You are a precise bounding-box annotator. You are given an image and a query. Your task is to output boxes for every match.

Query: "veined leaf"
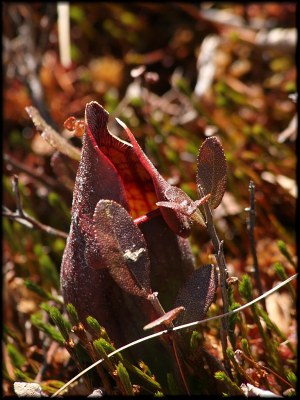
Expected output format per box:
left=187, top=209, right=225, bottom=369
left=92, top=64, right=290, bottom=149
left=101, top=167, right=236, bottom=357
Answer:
left=174, top=264, right=218, bottom=324
left=93, top=199, right=151, bottom=298
left=197, top=136, right=227, bottom=209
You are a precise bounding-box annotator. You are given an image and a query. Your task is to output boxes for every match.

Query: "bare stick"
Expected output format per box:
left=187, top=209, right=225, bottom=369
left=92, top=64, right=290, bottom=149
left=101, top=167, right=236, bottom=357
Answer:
left=246, top=181, right=266, bottom=310
left=12, top=175, right=24, bottom=217
left=3, top=206, right=68, bottom=239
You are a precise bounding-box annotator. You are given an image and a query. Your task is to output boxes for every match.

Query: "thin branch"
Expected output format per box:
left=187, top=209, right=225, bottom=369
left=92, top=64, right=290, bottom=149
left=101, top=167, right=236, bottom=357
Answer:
left=147, top=294, right=190, bottom=393
left=171, top=336, right=190, bottom=395
left=246, top=180, right=266, bottom=310
left=3, top=206, right=68, bottom=239
left=4, top=153, right=62, bottom=192
left=3, top=175, right=68, bottom=239
left=12, top=175, right=24, bottom=217
left=51, top=273, right=298, bottom=397
left=199, top=190, right=231, bottom=376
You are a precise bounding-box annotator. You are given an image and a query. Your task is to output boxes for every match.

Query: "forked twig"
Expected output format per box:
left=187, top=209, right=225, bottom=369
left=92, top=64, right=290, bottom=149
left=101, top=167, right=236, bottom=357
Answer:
left=3, top=175, right=68, bottom=239
left=51, top=274, right=297, bottom=397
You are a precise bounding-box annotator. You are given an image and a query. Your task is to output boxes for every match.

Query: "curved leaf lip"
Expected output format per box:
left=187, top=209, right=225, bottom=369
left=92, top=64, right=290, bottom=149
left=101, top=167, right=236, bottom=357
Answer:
left=116, top=118, right=206, bottom=238
left=84, top=101, right=158, bottom=221
left=85, top=102, right=131, bottom=150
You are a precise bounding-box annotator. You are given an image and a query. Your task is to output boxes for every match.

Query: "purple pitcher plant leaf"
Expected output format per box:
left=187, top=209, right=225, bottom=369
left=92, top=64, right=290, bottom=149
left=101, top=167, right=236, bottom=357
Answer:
left=156, top=193, right=211, bottom=216
left=59, top=101, right=195, bottom=349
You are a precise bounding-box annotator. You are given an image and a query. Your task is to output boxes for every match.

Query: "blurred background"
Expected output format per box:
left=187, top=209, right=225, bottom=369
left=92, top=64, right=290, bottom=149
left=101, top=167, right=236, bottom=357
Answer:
left=3, top=3, right=297, bottom=396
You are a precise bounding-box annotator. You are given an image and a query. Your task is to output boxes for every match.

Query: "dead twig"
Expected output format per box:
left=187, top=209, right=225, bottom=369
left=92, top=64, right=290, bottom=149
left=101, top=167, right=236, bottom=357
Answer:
left=3, top=175, right=68, bottom=239
left=4, top=153, right=61, bottom=192
left=245, top=181, right=266, bottom=311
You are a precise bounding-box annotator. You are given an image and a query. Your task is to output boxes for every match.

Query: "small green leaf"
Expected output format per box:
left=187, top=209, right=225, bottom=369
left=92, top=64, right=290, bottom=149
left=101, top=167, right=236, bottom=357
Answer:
left=24, top=280, right=63, bottom=304
left=190, top=330, right=202, bottom=352
left=31, top=314, right=65, bottom=345
left=241, top=338, right=252, bottom=359
left=93, top=339, right=115, bottom=372
left=96, top=338, right=123, bottom=365
left=14, top=368, right=34, bottom=383
left=273, top=262, right=295, bottom=300
left=117, top=362, right=134, bottom=395
left=239, top=275, right=253, bottom=302
left=49, top=307, right=71, bottom=341
left=277, top=240, right=295, bottom=266
left=286, top=371, right=297, bottom=387
left=86, top=316, right=101, bottom=335
left=214, top=371, right=243, bottom=395
left=7, top=343, right=26, bottom=368
left=66, top=303, right=80, bottom=326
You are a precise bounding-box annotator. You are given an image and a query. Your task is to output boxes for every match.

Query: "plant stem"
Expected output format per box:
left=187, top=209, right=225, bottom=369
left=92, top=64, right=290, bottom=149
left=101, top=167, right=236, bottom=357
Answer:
left=200, top=193, right=231, bottom=376
left=148, top=294, right=190, bottom=394
left=171, top=337, right=190, bottom=395
left=246, top=181, right=266, bottom=310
